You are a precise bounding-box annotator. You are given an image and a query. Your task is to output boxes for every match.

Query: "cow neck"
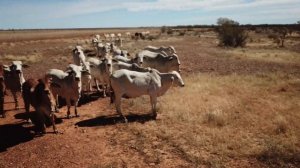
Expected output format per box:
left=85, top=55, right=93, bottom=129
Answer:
left=157, top=72, right=174, bottom=96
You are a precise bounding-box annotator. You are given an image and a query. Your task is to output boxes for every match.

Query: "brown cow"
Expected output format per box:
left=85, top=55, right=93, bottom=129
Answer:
left=0, top=64, right=5, bottom=118
left=22, top=78, right=57, bottom=134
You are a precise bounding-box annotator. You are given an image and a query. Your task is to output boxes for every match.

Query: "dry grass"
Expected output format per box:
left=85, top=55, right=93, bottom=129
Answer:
left=121, top=72, right=300, bottom=167
left=1, top=53, right=43, bottom=64
left=225, top=48, right=300, bottom=64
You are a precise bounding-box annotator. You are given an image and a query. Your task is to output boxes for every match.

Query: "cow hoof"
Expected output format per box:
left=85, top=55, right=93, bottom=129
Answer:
left=15, top=107, right=20, bottom=110
left=67, top=115, right=71, bottom=119
left=152, top=114, right=157, bottom=120
left=75, top=114, right=80, bottom=118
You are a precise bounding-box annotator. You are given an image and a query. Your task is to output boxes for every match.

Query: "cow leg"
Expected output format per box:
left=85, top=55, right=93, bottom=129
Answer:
left=115, top=94, right=127, bottom=123
left=24, top=98, right=31, bottom=122
left=150, top=95, right=157, bottom=119
left=0, top=96, right=4, bottom=118
left=88, top=80, right=92, bottom=92
left=51, top=112, right=57, bottom=134
left=12, top=91, right=19, bottom=110
left=103, top=85, right=107, bottom=97
left=53, top=94, right=59, bottom=112
left=66, top=98, right=71, bottom=119
left=74, top=100, right=79, bottom=117
left=94, top=78, right=100, bottom=92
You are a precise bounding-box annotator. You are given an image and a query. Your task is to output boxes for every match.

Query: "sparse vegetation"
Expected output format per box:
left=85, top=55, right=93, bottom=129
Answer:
left=216, top=17, right=248, bottom=47
left=0, top=27, right=299, bottom=167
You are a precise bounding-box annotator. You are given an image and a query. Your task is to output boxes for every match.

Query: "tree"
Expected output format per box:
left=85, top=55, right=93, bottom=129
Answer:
left=216, top=17, right=248, bottom=47
left=269, top=27, right=288, bottom=47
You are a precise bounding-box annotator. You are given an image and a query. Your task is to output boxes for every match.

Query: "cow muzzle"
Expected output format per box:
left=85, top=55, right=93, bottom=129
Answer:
left=75, top=77, right=81, bottom=81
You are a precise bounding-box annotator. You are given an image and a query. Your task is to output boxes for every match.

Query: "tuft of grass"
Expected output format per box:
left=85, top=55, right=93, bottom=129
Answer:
left=203, top=109, right=226, bottom=127
left=274, top=115, right=289, bottom=134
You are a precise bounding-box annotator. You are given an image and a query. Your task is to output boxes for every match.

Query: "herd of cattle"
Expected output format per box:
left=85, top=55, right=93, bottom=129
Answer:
left=0, top=33, right=184, bottom=134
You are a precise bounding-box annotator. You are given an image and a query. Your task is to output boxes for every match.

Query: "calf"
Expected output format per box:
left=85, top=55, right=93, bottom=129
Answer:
left=87, top=57, right=112, bottom=97
left=22, top=78, right=57, bottom=134
left=46, top=64, right=84, bottom=118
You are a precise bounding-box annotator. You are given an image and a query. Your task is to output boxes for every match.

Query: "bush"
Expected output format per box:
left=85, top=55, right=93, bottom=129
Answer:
left=216, top=18, right=248, bottom=47
left=161, top=26, right=167, bottom=34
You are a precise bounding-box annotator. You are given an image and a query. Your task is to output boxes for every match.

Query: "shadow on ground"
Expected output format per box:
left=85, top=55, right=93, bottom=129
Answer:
left=0, top=122, right=34, bottom=152
left=76, top=113, right=155, bottom=127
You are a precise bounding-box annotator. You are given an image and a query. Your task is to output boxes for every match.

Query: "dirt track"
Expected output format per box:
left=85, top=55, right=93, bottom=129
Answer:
left=0, top=30, right=300, bottom=168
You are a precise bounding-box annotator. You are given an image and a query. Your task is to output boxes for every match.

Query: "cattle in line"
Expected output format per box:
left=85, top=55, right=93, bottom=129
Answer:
left=0, top=64, right=5, bottom=118
left=110, top=69, right=185, bottom=122
left=144, top=45, right=176, bottom=56
left=125, top=32, right=131, bottom=38
left=136, top=50, right=181, bottom=73
left=92, top=35, right=101, bottom=48
left=110, top=44, right=129, bottom=58
left=134, top=32, right=145, bottom=40
left=87, top=57, right=112, bottom=97
left=22, top=78, right=57, bottom=134
left=3, top=61, right=29, bottom=109
left=115, top=37, right=123, bottom=47
left=46, top=64, right=85, bottom=118
left=96, top=43, right=111, bottom=58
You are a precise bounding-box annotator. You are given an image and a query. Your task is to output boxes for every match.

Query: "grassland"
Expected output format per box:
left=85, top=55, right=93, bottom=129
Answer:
left=0, top=28, right=299, bottom=168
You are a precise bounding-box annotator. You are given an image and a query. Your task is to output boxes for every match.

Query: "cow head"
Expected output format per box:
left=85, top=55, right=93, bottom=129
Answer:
left=101, top=58, right=113, bottom=75
left=168, top=46, right=177, bottom=54
left=167, top=54, right=181, bottom=72
left=4, top=61, right=28, bottom=85
left=170, top=71, right=185, bottom=87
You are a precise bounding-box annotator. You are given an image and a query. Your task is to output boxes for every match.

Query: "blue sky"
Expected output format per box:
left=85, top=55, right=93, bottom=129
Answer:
left=0, top=0, right=299, bottom=29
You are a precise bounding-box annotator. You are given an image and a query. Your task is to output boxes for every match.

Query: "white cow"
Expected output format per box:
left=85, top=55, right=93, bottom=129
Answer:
left=81, top=61, right=92, bottom=92
left=96, top=43, right=111, bottom=58
left=113, top=55, right=137, bottom=64
left=136, top=50, right=181, bottom=72
left=112, top=60, right=151, bottom=73
left=104, top=33, right=110, bottom=41
left=46, top=64, right=84, bottom=118
left=72, top=46, right=87, bottom=68
left=144, top=45, right=176, bottom=56
left=87, top=57, right=112, bottom=97
left=110, top=33, right=116, bottom=41
left=110, top=69, right=185, bottom=122
left=3, top=61, right=29, bottom=109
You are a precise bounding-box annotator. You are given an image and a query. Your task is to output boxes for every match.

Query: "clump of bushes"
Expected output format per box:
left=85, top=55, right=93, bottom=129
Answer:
left=216, top=17, right=248, bottom=47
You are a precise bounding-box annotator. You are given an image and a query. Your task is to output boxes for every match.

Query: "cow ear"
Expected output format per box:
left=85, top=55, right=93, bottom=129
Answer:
left=171, top=76, right=174, bottom=81
left=112, top=59, right=118, bottom=63
left=169, top=57, right=173, bottom=61
left=22, top=64, right=30, bottom=68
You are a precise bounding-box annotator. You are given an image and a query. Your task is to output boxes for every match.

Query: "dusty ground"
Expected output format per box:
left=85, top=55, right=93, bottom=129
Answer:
left=0, top=28, right=300, bottom=168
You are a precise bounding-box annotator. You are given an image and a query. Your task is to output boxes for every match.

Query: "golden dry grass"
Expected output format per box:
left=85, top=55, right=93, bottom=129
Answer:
left=122, top=72, right=300, bottom=167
